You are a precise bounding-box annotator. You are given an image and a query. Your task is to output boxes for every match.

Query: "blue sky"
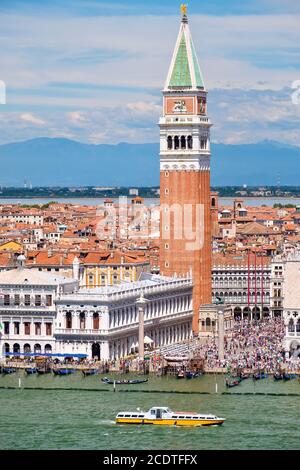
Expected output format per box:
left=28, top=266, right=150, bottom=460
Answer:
left=0, top=0, right=300, bottom=145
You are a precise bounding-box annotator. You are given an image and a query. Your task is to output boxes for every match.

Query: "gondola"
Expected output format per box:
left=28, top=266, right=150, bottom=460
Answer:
left=176, top=371, right=185, bottom=379
left=185, top=371, right=202, bottom=379
left=25, top=367, right=38, bottom=375
left=82, top=369, right=99, bottom=376
left=283, top=373, right=296, bottom=380
left=225, top=379, right=241, bottom=388
left=273, top=373, right=283, bottom=380
left=225, top=376, right=241, bottom=388
left=253, top=372, right=268, bottom=380
left=53, top=369, right=76, bottom=376
left=37, top=367, right=52, bottom=375
left=239, top=373, right=250, bottom=380
left=2, top=367, right=16, bottom=374
left=101, top=377, right=148, bottom=385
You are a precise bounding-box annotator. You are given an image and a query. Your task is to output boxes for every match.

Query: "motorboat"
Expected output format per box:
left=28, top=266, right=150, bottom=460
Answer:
left=116, top=406, right=225, bottom=427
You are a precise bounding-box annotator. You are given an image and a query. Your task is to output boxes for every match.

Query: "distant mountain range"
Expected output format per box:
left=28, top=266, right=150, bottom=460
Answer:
left=0, top=138, right=299, bottom=186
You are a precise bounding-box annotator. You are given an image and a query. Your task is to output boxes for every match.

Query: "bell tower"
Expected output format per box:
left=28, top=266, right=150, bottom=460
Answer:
left=159, top=5, right=212, bottom=333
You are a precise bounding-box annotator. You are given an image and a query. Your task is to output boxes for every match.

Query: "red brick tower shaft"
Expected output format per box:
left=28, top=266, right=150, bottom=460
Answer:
left=159, top=8, right=212, bottom=333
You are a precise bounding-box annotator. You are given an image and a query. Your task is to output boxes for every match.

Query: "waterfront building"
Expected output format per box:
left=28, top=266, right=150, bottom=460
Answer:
left=55, top=273, right=193, bottom=360
left=159, top=6, right=212, bottom=333
left=0, top=255, right=77, bottom=357
left=280, top=250, right=300, bottom=356
left=0, top=257, right=193, bottom=360
left=212, top=253, right=272, bottom=320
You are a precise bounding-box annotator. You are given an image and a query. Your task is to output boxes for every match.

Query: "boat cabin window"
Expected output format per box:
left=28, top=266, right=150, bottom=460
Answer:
left=124, top=415, right=130, bottom=417
left=131, top=415, right=138, bottom=418
left=138, top=415, right=144, bottom=418
left=150, top=409, right=156, bottom=415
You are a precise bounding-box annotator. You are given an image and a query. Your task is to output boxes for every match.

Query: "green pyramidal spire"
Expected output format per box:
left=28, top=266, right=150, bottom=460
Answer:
left=165, top=11, right=205, bottom=90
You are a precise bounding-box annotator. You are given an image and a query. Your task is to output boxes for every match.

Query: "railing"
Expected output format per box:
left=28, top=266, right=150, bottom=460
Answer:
left=55, top=328, right=107, bottom=335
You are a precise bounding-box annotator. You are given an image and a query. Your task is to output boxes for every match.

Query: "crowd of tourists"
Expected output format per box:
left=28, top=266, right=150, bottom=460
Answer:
left=187, top=317, right=300, bottom=373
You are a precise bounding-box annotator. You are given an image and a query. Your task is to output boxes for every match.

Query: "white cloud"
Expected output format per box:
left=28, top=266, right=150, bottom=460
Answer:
left=20, top=113, right=46, bottom=126
left=0, top=10, right=299, bottom=145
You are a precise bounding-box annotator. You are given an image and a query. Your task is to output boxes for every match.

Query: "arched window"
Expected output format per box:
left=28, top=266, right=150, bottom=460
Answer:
left=180, top=136, right=186, bottom=149
left=288, top=319, right=294, bottom=333
left=174, top=136, right=180, bottom=150
left=66, top=312, right=72, bottom=329
left=34, top=344, right=41, bottom=354
left=187, top=135, right=193, bottom=149
left=24, top=343, right=31, bottom=353
left=80, top=312, right=86, bottom=329
left=93, top=312, right=99, bottom=329
left=167, top=136, right=172, bottom=150
left=13, top=343, right=20, bottom=354
left=45, top=344, right=52, bottom=354
left=205, top=317, right=211, bottom=327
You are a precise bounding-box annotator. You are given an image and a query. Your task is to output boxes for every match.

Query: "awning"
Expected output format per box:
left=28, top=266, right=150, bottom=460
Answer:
left=144, top=336, right=154, bottom=344
left=4, top=352, right=87, bottom=358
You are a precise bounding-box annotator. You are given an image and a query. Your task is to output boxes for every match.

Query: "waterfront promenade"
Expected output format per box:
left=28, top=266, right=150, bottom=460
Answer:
left=2, top=318, right=299, bottom=375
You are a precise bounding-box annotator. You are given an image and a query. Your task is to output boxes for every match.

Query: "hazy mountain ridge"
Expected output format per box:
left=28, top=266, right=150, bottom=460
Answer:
left=0, top=138, right=299, bottom=186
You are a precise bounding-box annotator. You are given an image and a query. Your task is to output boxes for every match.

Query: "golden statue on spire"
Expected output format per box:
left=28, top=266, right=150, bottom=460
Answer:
left=180, top=3, right=187, bottom=16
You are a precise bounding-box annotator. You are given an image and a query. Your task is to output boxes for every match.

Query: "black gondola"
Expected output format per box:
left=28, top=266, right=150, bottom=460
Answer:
left=2, top=367, right=16, bottom=374
left=283, top=373, right=296, bottom=380
left=225, top=379, right=240, bottom=388
left=101, top=377, right=148, bottom=385
left=37, top=368, right=52, bottom=375
left=82, top=369, right=99, bottom=376
left=253, top=372, right=268, bottom=380
left=25, top=367, right=38, bottom=374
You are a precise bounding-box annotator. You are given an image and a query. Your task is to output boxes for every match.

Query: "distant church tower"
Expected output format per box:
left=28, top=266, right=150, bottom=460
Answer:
left=159, top=6, right=212, bottom=333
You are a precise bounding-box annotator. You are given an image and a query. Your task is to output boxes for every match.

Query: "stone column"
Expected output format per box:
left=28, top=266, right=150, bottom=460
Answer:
left=217, top=306, right=225, bottom=361
left=101, top=341, right=109, bottom=361
left=136, top=292, right=149, bottom=360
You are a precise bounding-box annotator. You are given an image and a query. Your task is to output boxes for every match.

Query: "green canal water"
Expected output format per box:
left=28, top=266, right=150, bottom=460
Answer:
left=0, top=372, right=299, bottom=450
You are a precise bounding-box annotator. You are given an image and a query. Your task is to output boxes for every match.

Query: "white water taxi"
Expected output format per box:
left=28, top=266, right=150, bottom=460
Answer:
left=116, top=406, right=225, bottom=427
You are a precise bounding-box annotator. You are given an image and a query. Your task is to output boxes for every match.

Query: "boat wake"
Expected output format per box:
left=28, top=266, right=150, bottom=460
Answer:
left=97, top=419, right=115, bottom=426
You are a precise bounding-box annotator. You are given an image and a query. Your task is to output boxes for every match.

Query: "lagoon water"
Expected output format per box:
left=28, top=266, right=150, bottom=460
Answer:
left=0, top=372, right=299, bottom=450
left=0, top=197, right=300, bottom=207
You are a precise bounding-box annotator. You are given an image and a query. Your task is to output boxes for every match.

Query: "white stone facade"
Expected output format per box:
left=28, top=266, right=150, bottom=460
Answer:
left=55, top=274, right=193, bottom=360
left=282, top=251, right=300, bottom=356
left=0, top=267, right=77, bottom=357
left=0, top=267, right=193, bottom=361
